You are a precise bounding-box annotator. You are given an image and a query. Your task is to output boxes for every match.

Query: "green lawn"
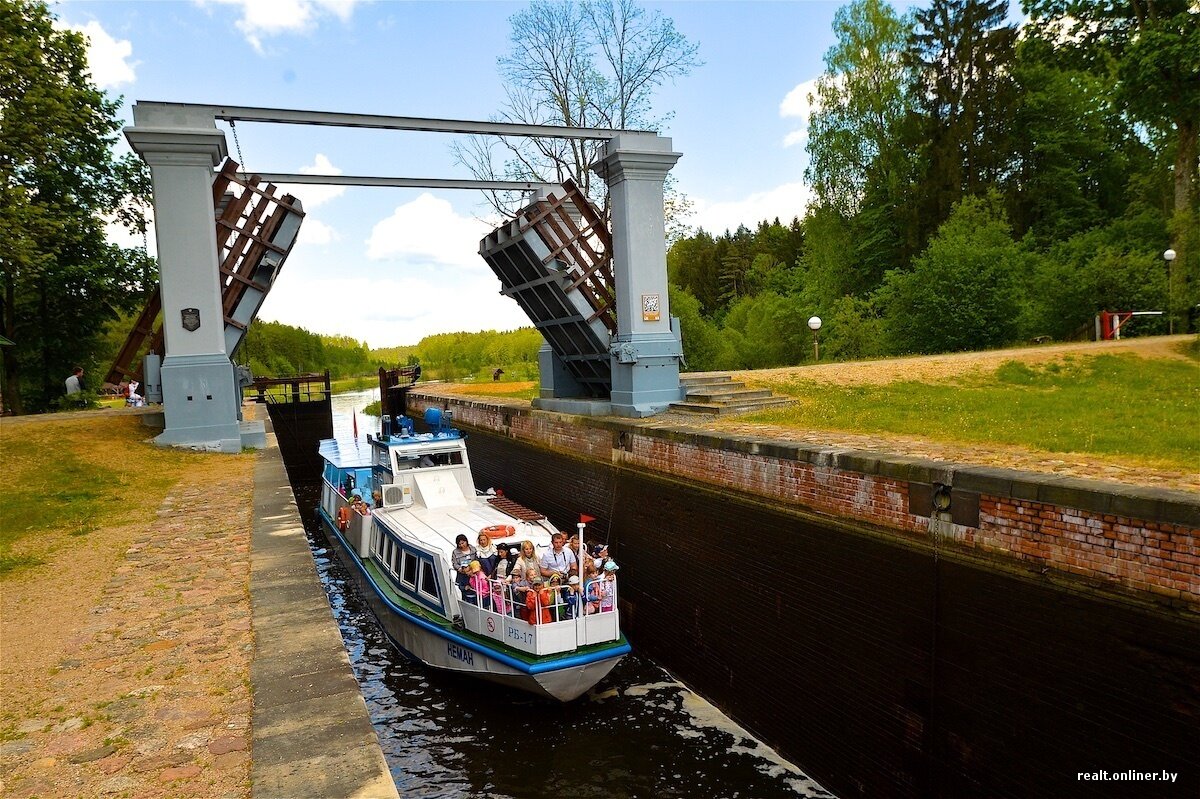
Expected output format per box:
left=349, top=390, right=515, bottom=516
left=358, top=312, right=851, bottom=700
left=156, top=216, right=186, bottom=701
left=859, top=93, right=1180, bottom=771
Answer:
left=747, top=353, right=1200, bottom=472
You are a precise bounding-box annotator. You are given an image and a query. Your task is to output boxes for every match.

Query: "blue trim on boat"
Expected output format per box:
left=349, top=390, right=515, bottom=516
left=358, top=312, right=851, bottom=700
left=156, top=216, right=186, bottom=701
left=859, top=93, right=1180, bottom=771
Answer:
left=317, top=509, right=630, bottom=675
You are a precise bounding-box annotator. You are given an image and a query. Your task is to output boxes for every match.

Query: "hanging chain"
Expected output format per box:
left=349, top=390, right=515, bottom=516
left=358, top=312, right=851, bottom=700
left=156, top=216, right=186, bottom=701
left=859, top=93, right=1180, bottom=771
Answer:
left=230, top=119, right=247, bottom=178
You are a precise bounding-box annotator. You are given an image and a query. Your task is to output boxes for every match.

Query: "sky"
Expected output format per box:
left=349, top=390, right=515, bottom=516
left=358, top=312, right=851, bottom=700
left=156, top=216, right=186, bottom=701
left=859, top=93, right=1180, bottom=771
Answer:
left=53, top=0, right=988, bottom=348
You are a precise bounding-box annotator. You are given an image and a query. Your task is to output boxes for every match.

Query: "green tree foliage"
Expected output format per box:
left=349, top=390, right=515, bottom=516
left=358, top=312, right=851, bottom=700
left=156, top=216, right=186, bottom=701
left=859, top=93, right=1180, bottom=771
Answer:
left=1022, top=0, right=1199, bottom=214
left=1021, top=210, right=1171, bottom=340
left=882, top=193, right=1027, bottom=354
left=806, top=0, right=913, bottom=219
left=669, top=285, right=734, bottom=371
left=237, top=321, right=371, bottom=379
left=906, top=0, right=1018, bottom=244
left=1, top=0, right=152, bottom=413
left=668, top=218, right=804, bottom=318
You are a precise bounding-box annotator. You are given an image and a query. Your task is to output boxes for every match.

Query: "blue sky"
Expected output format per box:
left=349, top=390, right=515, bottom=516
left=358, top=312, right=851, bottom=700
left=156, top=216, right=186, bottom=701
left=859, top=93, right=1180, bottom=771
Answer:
left=56, top=0, right=991, bottom=347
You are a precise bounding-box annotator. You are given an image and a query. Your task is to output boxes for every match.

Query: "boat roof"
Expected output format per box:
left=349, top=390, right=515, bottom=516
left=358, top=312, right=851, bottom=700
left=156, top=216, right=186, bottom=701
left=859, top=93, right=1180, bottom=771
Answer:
left=318, top=434, right=374, bottom=469
left=376, top=501, right=555, bottom=558
left=318, top=429, right=467, bottom=470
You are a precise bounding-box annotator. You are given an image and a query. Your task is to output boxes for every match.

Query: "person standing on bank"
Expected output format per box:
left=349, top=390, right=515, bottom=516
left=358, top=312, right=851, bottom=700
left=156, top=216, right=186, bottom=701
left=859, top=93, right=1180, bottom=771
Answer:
left=64, top=367, right=84, bottom=405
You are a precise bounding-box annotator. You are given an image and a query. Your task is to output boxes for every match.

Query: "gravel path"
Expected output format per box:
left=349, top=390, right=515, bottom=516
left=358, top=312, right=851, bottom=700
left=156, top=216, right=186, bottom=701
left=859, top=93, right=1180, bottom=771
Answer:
left=1, top=416, right=256, bottom=799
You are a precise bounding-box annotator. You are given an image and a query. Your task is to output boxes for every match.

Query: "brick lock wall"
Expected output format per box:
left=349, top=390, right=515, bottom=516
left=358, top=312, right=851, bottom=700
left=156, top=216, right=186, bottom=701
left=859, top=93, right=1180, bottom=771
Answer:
left=451, top=421, right=1200, bottom=799
left=410, top=393, right=1199, bottom=608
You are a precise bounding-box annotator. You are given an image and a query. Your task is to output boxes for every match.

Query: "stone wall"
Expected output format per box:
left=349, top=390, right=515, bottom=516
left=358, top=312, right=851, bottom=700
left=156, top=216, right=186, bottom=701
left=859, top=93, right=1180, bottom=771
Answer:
left=411, top=392, right=1199, bottom=608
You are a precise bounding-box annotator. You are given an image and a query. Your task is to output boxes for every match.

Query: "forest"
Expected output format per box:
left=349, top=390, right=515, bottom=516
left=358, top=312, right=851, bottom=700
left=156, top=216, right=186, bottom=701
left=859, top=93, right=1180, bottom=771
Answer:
left=232, top=321, right=542, bottom=384
left=666, top=0, right=1198, bottom=371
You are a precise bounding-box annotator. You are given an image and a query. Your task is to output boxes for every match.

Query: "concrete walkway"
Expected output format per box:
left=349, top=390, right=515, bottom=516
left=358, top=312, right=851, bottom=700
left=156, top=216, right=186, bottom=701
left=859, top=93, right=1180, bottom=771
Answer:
left=250, top=429, right=399, bottom=799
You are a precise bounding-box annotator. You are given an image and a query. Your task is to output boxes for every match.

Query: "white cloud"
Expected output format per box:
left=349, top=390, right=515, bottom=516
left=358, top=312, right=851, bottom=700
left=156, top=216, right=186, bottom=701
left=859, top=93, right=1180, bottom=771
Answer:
left=59, top=20, right=137, bottom=89
left=366, top=194, right=492, bottom=266
left=691, top=182, right=814, bottom=234
left=197, top=0, right=362, bottom=53
left=779, top=76, right=828, bottom=149
left=297, top=217, right=337, bottom=245
left=276, top=153, right=345, bottom=210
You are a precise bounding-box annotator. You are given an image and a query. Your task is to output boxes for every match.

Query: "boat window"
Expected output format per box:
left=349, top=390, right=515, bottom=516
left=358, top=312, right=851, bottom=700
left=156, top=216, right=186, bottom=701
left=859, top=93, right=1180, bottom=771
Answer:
left=419, top=561, right=439, bottom=599
left=402, top=551, right=418, bottom=588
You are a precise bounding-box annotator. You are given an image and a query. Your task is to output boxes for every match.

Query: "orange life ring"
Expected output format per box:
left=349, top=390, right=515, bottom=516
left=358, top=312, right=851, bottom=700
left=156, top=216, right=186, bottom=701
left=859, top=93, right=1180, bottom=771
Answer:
left=337, top=505, right=351, bottom=531
left=480, top=524, right=516, bottom=538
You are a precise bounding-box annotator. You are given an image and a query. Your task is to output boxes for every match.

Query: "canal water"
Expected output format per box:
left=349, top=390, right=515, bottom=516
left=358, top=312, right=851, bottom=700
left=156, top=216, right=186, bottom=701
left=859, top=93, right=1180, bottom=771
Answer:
left=305, top=390, right=835, bottom=799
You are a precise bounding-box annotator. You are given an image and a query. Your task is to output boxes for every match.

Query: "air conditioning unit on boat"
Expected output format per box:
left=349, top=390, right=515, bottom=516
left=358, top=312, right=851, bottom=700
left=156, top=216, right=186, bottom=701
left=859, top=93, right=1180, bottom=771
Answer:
left=382, top=482, right=413, bottom=509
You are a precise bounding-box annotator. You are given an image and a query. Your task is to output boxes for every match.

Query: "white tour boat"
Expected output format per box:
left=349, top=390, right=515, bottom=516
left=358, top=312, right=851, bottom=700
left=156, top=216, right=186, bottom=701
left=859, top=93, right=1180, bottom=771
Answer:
left=316, top=408, right=629, bottom=701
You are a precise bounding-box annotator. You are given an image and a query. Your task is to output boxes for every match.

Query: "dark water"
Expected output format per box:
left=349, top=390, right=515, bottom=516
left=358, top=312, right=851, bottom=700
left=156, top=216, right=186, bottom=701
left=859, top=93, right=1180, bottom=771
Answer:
left=296, top=495, right=833, bottom=799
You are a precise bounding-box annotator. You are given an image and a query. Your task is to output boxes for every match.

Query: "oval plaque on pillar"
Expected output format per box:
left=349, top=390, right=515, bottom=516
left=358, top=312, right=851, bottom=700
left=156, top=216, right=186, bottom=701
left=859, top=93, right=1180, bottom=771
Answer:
left=181, top=308, right=201, bottom=332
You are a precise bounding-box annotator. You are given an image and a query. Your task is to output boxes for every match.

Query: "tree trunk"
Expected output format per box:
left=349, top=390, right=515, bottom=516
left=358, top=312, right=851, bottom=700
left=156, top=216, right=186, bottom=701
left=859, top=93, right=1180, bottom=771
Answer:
left=1173, top=118, right=1198, bottom=215
left=1, top=273, right=23, bottom=415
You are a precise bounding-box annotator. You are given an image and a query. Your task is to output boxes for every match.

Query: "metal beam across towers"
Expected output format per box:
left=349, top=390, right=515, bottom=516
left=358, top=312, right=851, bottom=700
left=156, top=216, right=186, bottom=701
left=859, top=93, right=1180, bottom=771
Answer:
left=125, top=101, right=683, bottom=451
left=145, top=101, right=648, bottom=139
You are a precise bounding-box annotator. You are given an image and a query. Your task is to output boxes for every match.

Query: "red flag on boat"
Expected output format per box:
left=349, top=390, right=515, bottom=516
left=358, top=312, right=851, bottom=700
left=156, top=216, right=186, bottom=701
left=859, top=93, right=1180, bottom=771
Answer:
left=353, top=411, right=359, bottom=439
left=580, top=513, right=596, bottom=525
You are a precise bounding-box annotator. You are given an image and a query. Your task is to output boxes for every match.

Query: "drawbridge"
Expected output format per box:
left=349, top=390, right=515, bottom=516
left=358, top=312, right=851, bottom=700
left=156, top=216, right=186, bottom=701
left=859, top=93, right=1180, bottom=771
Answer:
left=479, top=179, right=617, bottom=399
left=106, top=158, right=304, bottom=386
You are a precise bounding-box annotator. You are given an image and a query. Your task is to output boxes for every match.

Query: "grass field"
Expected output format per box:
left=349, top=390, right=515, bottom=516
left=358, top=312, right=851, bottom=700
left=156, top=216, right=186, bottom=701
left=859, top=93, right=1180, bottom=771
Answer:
left=749, top=351, right=1199, bottom=472
left=0, top=414, right=253, bottom=576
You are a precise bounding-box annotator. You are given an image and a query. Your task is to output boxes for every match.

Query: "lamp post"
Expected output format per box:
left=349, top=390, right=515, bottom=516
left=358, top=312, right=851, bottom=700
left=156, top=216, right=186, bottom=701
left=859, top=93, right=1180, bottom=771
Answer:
left=1164, top=248, right=1176, bottom=335
left=808, top=316, right=822, bottom=361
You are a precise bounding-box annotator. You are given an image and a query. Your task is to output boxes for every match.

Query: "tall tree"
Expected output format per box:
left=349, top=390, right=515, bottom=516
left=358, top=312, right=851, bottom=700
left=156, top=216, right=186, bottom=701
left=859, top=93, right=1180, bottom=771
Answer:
left=1022, top=0, right=1199, bottom=215
left=805, top=0, right=914, bottom=219
left=906, top=0, right=1018, bottom=243
left=453, top=0, right=700, bottom=215
left=0, top=0, right=151, bottom=413
left=1022, top=1, right=1199, bottom=331
left=882, top=191, right=1027, bottom=354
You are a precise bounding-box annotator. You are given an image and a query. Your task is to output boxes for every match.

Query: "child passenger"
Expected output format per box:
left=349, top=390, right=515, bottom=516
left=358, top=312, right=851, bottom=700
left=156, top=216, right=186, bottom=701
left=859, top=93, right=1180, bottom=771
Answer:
left=525, top=576, right=552, bottom=625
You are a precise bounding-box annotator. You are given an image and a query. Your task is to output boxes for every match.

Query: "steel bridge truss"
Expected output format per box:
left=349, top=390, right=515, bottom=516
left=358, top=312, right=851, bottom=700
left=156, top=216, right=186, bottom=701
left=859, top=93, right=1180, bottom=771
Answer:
left=106, top=159, right=304, bottom=386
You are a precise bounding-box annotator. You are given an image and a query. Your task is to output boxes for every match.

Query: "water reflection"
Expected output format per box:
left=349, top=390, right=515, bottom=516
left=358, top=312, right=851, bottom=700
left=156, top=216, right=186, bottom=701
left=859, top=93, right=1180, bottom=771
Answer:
left=314, top=391, right=834, bottom=798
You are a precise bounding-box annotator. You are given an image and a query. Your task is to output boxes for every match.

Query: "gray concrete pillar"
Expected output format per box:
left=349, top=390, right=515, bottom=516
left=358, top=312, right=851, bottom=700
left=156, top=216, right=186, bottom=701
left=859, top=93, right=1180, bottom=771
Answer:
left=593, top=133, right=684, bottom=417
left=125, top=104, right=242, bottom=452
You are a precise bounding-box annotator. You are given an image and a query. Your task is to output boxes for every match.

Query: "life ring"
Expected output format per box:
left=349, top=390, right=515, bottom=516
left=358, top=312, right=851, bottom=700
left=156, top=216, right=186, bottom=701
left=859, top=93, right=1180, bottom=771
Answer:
left=337, top=505, right=352, bottom=531
left=480, top=524, right=515, bottom=538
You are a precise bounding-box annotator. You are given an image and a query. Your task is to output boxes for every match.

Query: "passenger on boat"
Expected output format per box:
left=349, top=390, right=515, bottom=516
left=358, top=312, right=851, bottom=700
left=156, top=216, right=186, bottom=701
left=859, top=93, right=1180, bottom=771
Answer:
left=467, top=561, right=491, bottom=610
left=476, top=532, right=499, bottom=575
left=509, top=568, right=530, bottom=621
left=597, top=561, right=619, bottom=612
left=514, top=541, right=540, bottom=584
left=567, top=534, right=585, bottom=573
left=451, top=535, right=477, bottom=597
left=526, top=576, right=552, bottom=625
left=539, top=533, right=577, bottom=581
left=563, top=574, right=584, bottom=619
left=493, top=547, right=511, bottom=579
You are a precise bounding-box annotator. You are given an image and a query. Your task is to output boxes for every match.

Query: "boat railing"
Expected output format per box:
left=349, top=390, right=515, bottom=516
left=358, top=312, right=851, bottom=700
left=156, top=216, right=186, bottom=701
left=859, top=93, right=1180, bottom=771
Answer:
left=457, top=576, right=620, bottom=656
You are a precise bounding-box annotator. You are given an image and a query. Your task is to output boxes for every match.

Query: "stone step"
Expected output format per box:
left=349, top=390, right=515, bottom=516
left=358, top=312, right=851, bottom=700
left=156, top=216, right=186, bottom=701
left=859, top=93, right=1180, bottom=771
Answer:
left=669, top=396, right=794, bottom=415
left=679, top=374, right=735, bottom=389
left=685, top=388, right=772, bottom=403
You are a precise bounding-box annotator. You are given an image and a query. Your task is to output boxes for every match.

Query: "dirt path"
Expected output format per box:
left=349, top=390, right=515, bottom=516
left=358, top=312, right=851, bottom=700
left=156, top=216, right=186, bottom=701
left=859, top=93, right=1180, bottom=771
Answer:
left=730, top=335, right=1195, bottom=387
left=0, top=411, right=257, bottom=799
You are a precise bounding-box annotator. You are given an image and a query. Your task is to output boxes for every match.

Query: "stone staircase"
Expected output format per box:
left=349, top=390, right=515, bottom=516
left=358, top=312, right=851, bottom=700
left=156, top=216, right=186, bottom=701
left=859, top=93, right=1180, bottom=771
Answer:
left=670, top=374, right=794, bottom=415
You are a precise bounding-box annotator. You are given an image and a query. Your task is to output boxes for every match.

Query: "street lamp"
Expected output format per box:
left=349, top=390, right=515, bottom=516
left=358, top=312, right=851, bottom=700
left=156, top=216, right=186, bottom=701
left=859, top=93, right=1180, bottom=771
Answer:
left=1164, top=248, right=1176, bottom=335
left=808, top=316, right=822, bottom=361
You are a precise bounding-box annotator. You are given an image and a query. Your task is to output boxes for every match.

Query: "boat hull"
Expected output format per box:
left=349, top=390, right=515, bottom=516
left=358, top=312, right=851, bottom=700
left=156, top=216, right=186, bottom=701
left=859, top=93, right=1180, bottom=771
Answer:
left=318, top=511, right=626, bottom=701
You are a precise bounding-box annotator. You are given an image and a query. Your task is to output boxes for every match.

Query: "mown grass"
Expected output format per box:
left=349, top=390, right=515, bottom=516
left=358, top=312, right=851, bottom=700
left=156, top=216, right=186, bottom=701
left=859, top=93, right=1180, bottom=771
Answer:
left=747, top=352, right=1200, bottom=472
left=454, top=380, right=539, bottom=401
left=0, top=415, right=247, bottom=577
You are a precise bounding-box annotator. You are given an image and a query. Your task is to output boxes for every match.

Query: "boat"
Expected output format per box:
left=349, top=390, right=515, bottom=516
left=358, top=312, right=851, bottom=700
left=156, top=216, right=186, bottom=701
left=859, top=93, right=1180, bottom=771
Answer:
left=316, top=408, right=630, bottom=701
